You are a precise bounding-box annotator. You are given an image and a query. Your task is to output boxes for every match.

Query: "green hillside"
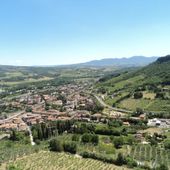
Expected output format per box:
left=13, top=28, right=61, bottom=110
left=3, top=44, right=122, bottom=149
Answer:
left=96, top=55, right=170, bottom=115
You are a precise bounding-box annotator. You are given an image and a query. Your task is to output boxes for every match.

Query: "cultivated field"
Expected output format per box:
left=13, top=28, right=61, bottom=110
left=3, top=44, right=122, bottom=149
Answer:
left=4, top=151, right=131, bottom=170
left=118, top=98, right=170, bottom=112
left=130, top=144, right=170, bottom=169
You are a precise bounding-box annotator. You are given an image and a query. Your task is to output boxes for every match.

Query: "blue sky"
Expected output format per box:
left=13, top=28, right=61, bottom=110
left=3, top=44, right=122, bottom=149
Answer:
left=0, top=0, right=170, bottom=66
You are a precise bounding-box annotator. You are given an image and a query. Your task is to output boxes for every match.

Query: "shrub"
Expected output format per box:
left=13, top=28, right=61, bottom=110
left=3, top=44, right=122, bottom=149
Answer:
left=164, top=139, right=170, bottom=149
left=156, top=164, right=168, bottom=170
left=8, top=165, right=21, bottom=170
left=63, top=142, right=77, bottom=154
left=134, top=92, right=143, bottom=99
left=81, top=133, right=99, bottom=145
left=115, top=153, right=126, bottom=166
left=49, top=138, right=63, bottom=152
left=91, top=134, right=99, bottom=145
left=126, top=156, right=137, bottom=168
left=81, top=133, right=91, bottom=143
left=25, top=107, right=32, bottom=112
left=113, top=137, right=124, bottom=149
left=155, top=92, right=165, bottom=99
left=72, top=134, right=80, bottom=142
left=80, top=151, right=115, bottom=164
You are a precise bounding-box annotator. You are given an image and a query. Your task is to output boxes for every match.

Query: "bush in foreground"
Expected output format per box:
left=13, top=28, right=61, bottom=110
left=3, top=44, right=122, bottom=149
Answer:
left=49, top=138, right=63, bottom=152
left=63, top=142, right=77, bottom=154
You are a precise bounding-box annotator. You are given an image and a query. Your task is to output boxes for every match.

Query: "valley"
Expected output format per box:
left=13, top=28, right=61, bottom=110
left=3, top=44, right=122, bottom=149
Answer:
left=0, top=56, right=170, bottom=170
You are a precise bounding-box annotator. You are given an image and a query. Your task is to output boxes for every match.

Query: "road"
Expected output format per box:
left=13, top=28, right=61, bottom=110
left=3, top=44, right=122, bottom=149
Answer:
left=5, top=110, right=26, bottom=121
left=3, top=102, right=44, bottom=123
left=94, top=94, right=132, bottom=114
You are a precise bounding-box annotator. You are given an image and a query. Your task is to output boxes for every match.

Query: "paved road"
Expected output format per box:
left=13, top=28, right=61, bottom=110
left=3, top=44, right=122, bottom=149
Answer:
left=5, top=110, right=25, bottom=121
left=94, top=94, right=132, bottom=114
left=3, top=102, right=44, bottom=123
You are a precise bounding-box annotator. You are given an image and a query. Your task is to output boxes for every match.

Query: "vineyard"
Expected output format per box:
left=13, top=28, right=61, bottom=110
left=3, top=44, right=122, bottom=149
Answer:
left=4, top=151, right=131, bottom=170
left=0, top=143, right=45, bottom=165
left=130, top=144, right=170, bottom=168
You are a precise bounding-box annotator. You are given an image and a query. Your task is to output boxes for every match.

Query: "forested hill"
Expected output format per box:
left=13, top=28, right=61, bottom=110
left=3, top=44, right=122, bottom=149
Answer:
left=137, top=55, right=170, bottom=85
left=96, top=55, right=170, bottom=114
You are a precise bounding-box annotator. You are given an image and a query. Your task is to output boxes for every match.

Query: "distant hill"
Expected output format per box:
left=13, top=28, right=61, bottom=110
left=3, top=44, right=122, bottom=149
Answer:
left=0, top=56, right=158, bottom=68
left=76, top=56, right=158, bottom=67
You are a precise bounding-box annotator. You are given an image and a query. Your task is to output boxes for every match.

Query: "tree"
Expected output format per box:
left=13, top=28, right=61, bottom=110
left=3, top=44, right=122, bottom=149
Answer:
left=81, top=133, right=92, bottom=143
left=8, top=165, right=21, bottom=170
left=134, top=92, right=143, bottom=99
left=164, top=139, right=170, bottom=149
left=132, top=107, right=144, bottom=117
left=91, top=134, right=99, bottom=145
left=72, top=134, right=80, bottom=142
left=63, top=142, right=77, bottom=154
left=49, top=138, right=63, bottom=152
left=81, top=133, right=99, bottom=145
left=155, top=92, right=165, bottom=99
left=126, top=135, right=136, bottom=145
left=10, top=130, right=24, bottom=141
left=25, top=107, right=32, bottom=112
left=150, top=138, right=157, bottom=146
left=156, top=164, right=168, bottom=170
left=126, top=156, right=137, bottom=168
left=115, top=153, right=126, bottom=166
left=113, top=137, right=124, bottom=149
left=10, top=130, right=17, bottom=141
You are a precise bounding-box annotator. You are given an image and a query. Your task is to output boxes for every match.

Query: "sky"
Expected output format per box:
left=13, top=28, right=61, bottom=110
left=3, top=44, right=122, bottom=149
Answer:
left=0, top=0, right=170, bottom=66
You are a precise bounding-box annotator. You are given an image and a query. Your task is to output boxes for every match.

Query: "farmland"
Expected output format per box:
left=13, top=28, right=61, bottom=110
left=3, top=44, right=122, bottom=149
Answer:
left=96, top=56, right=170, bottom=114
left=130, top=144, right=170, bottom=168
left=4, top=151, right=131, bottom=170
left=0, top=56, right=170, bottom=170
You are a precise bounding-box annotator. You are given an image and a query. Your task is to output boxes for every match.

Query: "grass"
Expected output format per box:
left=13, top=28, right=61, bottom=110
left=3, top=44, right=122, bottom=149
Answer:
left=0, top=77, right=53, bottom=86
left=146, top=99, right=170, bottom=112
left=100, top=75, right=144, bottom=94
left=118, top=98, right=151, bottom=111
left=143, top=92, right=156, bottom=100
left=0, top=139, right=47, bottom=165
left=96, top=58, right=170, bottom=114
left=105, top=92, right=129, bottom=106
left=117, top=98, right=170, bottom=113
left=4, top=151, right=131, bottom=170
left=51, top=133, right=117, bottom=158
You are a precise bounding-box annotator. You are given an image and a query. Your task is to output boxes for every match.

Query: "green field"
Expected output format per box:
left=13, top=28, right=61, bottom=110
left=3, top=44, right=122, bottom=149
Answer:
left=4, top=151, right=131, bottom=170
left=130, top=144, right=170, bottom=169
left=96, top=57, right=170, bottom=114
left=118, top=98, right=170, bottom=112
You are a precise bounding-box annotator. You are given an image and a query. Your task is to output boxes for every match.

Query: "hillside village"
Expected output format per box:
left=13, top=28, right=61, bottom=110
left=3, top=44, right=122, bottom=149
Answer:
left=0, top=84, right=95, bottom=130
left=0, top=56, right=170, bottom=170
left=1, top=81, right=170, bottom=139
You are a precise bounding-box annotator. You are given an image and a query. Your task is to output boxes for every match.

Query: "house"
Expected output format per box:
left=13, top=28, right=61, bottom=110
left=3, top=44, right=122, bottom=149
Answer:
left=156, top=120, right=161, bottom=126
left=135, top=132, right=144, bottom=141
left=123, top=122, right=130, bottom=126
left=139, top=114, right=146, bottom=120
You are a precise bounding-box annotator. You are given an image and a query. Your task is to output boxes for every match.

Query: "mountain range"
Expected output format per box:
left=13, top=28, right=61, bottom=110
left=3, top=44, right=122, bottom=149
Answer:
left=75, top=56, right=158, bottom=67
left=0, top=56, right=158, bottom=68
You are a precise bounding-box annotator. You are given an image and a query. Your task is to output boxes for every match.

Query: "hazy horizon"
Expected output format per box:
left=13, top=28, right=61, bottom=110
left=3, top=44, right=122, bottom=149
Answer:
left=0, top=55, right=159, bottom=67
left=0, top=0, right=170, bottom=66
